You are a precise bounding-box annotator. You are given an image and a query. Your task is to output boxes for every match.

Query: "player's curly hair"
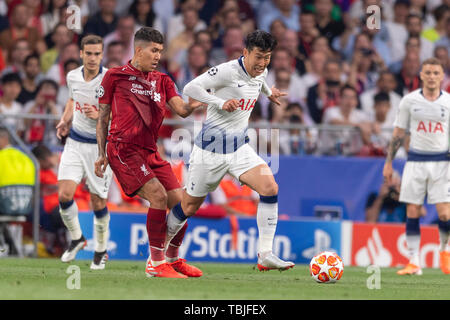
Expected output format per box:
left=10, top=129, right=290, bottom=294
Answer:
left=134, top=27, right=164, bottom=45
left=245, top=30, right=277, bottom=52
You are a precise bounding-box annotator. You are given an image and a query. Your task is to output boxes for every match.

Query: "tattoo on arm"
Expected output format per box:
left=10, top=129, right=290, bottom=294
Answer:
left=386, top=133, right=405, bottom=163
left=97, top=103, right=111, bottom=156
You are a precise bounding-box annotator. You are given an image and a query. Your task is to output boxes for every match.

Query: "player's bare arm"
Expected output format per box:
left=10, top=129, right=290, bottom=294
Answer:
left=383, top=127, right=407, bottom=183
left=56, top=98, right=74, bottom=139
left=83, top=104, right=100, bottom=120
left=167, top=96, right=206, bottom=118
left=95, top=103, right=111, bottom=178
left=267, top=85, right=287, bottom=106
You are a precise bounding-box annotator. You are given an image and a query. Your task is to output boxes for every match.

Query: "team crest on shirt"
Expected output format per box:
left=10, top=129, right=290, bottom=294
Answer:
left=140, top=164, right=150, bottom=176
left=208, top=67, right=218, bottom=76
left=96, top=86, right=104, bottom=98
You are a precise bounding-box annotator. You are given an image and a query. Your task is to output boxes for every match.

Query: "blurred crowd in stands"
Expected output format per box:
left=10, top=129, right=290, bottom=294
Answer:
left=0, top=0, right=449, bottom=157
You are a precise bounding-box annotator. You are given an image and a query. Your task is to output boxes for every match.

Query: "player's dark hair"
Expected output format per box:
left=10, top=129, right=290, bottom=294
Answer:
left=81, top=34, right=103, bottom=50
left=245, top=30, right=277, bottom=52
left=374, top=92, right=390, bottom=104
left=1, top=72, right=21, bottom=85
left=134, top=27, right=164, bottom=45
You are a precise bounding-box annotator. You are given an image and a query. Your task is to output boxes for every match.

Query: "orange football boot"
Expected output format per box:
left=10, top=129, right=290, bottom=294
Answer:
left=170, top=258, right=203, bottom=277
left=397, top=263, right=423, bottom=275
left=145, top=260, right=187, bottom=278
left=440, top=251, right=450, bottom=274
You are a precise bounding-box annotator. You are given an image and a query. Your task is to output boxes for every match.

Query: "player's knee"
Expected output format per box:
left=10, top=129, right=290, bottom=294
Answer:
left=260, top=181, right=278, bottom=196
left=58, top=189, right=74, bottom=203
left=151, top=188, right=168, bottom=208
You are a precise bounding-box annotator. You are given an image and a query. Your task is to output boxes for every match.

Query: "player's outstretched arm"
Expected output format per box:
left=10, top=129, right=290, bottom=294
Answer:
left=56, top=98, right=74, bottom=139
left=383, top=127, right=406, bottom=183
left=167, top=96, right=206, bottom=118
left=95, top=103, right=110, bottom=178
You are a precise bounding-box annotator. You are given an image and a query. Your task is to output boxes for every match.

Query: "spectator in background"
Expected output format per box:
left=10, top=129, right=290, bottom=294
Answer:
left=0, top=72, right=24, bottom=135
left=209, top=6, right=242, bottom=49
left=103, top=15, right=138, bottom=65
left=172, top=43, right=208, bottom=91
left=269, top=19, right=287, bottom=44
left=280, top=28, right=306, bottom=76
left=297, top=10, right=320, bottom=59
left=0, top=4, right=45, bottom=57
left=434, top=45, right=450, bottom=92
left=385, top=0, right=410, bottom=65
left=23, top=0, right=44, bottom=36
left=360, top=70, right=401, bottom=126
left=83, top=0, right=118, bottom=38
left=394, top=50, right=421, bottom=96
left=24, top=79, right=61, bottom=145
left=129, top=0, right=157, bottom=28
left=322, top=84, right=371, bottom=155
left=57, top=58, right=81, bottom=107
left=40, top=23, right=73, bottom=74
left=348, top=32, right=386, bottom=94
left=311, top=35, right=337, bottom=59
left=306, top=59, right=343, bottom=124
left=434, top=15, right=450, bottom=49
left=404, top=13, right=435, bottom=61
left=166, top=8, right=200, bottom=67
left=40, top=0, right=68, bottom=37
left=422, top=4, right=450, bottom=43
left=104, top=41, right=125, bottom=66
left=31, top=144, right=67, bottom=257
left=302, top=49, right=327, bottom=90
left=194, top=30, right=213, bottom=64
left=313, top=0, right=345, bottom=45
left=3, top=39, right=31, bottom=77
left=210, top=26, right=244, bottom=65
left=365, top=169, right=406, bottom=223
left=17, top=54, right=43, bottom=105
left=389, top=34, right=428, bottom=73
left=45, top=42, right=80, bottom=86
left=164, top=0, right=207, bottom=45
left=257, top=0, right=300, bottom=32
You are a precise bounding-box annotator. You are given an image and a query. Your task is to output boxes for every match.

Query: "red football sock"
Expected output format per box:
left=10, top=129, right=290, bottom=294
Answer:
left=166, top=222, right=188, bottom=260
left=146, top=208, right=167, bottom=262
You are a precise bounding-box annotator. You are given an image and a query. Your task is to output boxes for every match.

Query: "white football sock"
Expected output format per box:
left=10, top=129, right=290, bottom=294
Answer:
left=165, top=207, right=187, bottom=250
left=257, top=201, right=278, bottom=254
left=60, top=201, right=82, bottom=240
left=406, top=234, right=421, bottom=266
left=94, top=213, right=110, bottom=252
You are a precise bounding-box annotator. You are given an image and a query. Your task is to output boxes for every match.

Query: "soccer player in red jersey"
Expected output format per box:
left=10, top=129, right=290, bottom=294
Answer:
left=94, top=27, right=204, bottom=278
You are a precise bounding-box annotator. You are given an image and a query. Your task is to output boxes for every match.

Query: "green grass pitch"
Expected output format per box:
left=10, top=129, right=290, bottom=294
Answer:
left=0, top=258, right=449, bottom=300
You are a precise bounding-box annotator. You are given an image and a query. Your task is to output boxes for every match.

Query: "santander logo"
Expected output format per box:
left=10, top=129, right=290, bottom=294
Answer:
left=355, top=228, right=392, bottom=267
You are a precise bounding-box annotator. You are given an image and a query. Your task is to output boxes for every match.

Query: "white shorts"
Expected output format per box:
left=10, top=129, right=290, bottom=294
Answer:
left=185, top=143, right=267, bottom=197
left=399, top=161, right=450, bottom=205
left=58, top=137, right=113, bottom=199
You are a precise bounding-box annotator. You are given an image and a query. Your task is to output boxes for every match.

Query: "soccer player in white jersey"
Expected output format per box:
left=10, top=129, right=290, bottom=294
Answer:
left=383, top=58, right=450, bottom=275
left=165, top=30, right=295, bottom=271
left=55, top=35, right=113, bottom=270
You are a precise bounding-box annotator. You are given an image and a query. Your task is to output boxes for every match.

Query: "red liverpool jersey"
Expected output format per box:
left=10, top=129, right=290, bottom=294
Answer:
left=99, top=61, right=179, bottom=151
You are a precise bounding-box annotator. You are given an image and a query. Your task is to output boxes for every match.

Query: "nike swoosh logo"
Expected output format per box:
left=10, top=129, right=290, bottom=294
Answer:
left=238, top=83, right=245, bottom=88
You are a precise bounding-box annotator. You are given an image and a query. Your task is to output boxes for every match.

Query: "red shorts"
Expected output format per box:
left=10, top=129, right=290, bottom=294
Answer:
left=107, top=141, right=180, bottom=197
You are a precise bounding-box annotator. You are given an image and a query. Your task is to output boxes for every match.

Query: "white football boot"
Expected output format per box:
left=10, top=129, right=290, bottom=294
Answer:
left=61, top=236, right=86, bottom=263
left=256, top=251, right=295, bottom=271
left=90, top=251, right=108, bottom=270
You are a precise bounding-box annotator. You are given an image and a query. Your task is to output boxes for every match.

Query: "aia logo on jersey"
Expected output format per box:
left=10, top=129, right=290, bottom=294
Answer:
left=417, top=121, right=444, bottom=133
left=96, top=86, right=104, bottom=98
left=238, top=99, right=257, bottom=111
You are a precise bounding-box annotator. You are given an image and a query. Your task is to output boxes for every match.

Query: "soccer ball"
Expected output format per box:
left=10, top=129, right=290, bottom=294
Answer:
left=309, top=251, right=344, bottom=284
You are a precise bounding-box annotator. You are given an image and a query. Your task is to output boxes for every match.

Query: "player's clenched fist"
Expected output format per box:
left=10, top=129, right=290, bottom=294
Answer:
left=95, top=154, right=109, bottom=178
left=222, top=99, right=240, bottom=112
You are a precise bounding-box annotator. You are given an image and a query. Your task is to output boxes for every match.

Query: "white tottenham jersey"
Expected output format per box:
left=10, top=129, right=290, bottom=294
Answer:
left=394, top=89, right=450, bottom=154
left=67, top=65, right=107, bottom=141
left=183, top=56, right=272, bottom=154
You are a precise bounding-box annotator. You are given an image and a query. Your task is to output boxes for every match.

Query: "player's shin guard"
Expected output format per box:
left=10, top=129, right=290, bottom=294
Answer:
left=146, top=208, right=167, bottom=266
left=165, top=202, right=188, bottom=249
left=438, top=219, right=450, bottom=252
left=94, top=207, right=110, bottom=253
left=166, top=222, right=188, bottom=263
left=406, top=217, right=421, bottom=265
left=257, top=194, right=278, bottom=255
left=60, top=200, right=82, bottom=240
